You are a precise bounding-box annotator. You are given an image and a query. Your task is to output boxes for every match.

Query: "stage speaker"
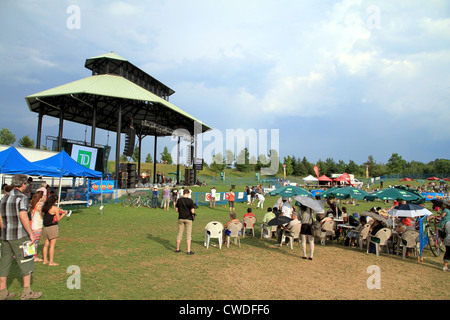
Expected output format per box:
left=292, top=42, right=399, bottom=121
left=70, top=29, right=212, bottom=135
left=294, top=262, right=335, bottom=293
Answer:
left=127, top=163, right=136, bottom=188
left=123, top=127, right=136, bottom=157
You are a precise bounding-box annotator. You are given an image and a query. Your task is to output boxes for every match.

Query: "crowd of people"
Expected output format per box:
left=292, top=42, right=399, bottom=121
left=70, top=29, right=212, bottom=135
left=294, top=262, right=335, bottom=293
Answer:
left=2, top=175, right=449, bottom=300
left=201, top=189, right=450, bottom=272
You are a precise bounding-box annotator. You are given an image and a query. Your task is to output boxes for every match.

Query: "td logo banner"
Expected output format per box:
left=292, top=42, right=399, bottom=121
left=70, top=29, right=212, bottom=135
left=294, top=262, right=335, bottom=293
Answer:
left=78, top=150, right=92, bottom=168
left=71, top=144, right=98, bottom=170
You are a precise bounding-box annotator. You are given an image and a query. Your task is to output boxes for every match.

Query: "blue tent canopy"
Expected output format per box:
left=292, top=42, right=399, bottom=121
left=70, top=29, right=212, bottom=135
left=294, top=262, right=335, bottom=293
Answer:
left=33, top=151, right=102, bottom=178
left=0, top=146, right=60, bottom=176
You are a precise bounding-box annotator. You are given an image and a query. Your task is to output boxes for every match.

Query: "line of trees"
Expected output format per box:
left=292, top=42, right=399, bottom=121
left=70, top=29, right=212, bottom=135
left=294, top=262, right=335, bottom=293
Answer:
left=208, top=148, right=450, bottom=178
left=3, top=126, right=448, bottom=178
left=0, top=128, right=36, bottom=148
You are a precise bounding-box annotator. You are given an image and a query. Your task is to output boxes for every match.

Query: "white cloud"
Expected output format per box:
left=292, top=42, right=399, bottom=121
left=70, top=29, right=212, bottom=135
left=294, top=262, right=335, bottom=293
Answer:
left=0, top=0, right=449, bottom=163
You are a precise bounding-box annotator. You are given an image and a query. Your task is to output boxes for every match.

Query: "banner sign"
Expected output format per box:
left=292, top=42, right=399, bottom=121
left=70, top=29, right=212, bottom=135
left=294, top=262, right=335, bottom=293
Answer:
left=90, top=180, right=115, bottom=194
left=71, top=144, right=98, bottom=170
left=421, top=192, right=444, bottom=201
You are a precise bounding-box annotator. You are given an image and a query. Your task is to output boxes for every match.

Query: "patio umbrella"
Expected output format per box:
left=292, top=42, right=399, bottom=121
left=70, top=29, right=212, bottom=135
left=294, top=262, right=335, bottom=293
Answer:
left=363, top=211, right=389, bottom=224
left=318, top=186, right=341, bottom=199
left=269, top=185, right=312, bottom=197
left=293, top=195, right=325, bottom=212
left=268, top=215, right=292, bottom=226
left=431, top=199, right=450, bottom=208
left=328, top=186, right=370, bottom=200
left=390, top=204, right=432, bottom=218
left=365, top=188, right=424, bottom=202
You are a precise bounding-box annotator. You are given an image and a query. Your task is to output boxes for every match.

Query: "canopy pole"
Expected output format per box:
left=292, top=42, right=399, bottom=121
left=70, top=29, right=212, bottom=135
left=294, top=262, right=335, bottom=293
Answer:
left=138, top=135, right=142, bottom=177
left=36, top=110, right=43, bottom=149
left=91, top=104, right=96, bottom=147
left=176, top=137, right=180, bottom=184
left=57, top=177, right=62, bottom=208
left=153, top=135, right=157, bottom=184
left=115, top=104, right=122, bottom=187
left=58, top=109, right=64, bottom=152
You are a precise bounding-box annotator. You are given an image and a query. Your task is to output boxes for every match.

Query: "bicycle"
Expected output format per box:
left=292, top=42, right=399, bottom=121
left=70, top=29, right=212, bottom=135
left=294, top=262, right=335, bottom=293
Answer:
left=122, top=192, right=133, bottom=207
left=135, top=195, right=155, bottom=208
left=427, top=216, right=445, bottom=257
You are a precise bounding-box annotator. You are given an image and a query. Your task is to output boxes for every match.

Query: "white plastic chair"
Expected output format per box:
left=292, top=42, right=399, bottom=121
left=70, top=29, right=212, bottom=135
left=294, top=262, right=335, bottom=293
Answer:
left=357, top=224, right=371, bottom=250
left=399, top=230, right=420, bottom=259
left=367, top=227, right=392, bottom=257
left=242, top=216, right=256, bottom=238
left=225, top=221, right=243, bottom=248
left=204, top=221, right=224, bottom=249
left=261, top=224, right=277, bottom=239
left=320, top=220, right=337, bottom=245
left=281, top=223, right=302, bottom=249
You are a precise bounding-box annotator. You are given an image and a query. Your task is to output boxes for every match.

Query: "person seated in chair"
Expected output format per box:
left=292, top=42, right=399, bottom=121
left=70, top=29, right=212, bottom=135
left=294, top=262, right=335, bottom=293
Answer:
left=223, top=212, right=240, bottom=245
left=261, top=208, right=276, bottom=238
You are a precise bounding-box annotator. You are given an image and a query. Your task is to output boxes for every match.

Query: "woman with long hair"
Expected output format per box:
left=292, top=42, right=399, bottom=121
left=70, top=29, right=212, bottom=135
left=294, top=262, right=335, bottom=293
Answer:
left=29, top=191, right=45, bottom=262
left=41, top=194, right=67, bottom=266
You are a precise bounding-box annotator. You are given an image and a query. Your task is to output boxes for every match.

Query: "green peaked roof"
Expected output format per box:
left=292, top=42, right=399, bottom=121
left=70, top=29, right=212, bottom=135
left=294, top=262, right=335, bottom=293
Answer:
left=25, top=74, right=211, bottom=135
left=86, top=51, right=128, bottom=62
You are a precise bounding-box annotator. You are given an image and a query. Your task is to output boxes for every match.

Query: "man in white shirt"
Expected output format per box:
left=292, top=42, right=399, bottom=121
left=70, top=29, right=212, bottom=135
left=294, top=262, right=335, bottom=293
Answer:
left=256, top=193, right=265, bottom=209
left=280, top=199, right=293, bottom=219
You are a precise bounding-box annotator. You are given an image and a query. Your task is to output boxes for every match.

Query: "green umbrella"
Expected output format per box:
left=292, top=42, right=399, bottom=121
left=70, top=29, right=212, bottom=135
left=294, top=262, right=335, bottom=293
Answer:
left=269, top=185, right=312, bottom=197
left=323, top=186, right=370, bottom=200
left=318, top=186, right=342, bottom=199
left=365, top=188, right=424, bottom=202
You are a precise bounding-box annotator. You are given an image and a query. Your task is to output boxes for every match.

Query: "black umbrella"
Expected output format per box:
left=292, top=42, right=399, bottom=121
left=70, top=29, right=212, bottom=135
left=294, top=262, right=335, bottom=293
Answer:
left=268, top=215, right=292, bottom=226
left=431, top=199, right=450, bottom=208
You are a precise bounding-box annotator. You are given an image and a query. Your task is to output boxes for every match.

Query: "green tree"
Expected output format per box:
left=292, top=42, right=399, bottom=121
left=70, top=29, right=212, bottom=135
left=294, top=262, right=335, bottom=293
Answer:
left=145, top=153, right=153, bottom=164
left=283, top=156, right=294, bottom=176
left=160, top=146, right=173, bottom=164
left=132, top=147, right=140, bottom=163
left=210, top=153, right=226, bottom=172
left=225, top=149, right=235, bottom=168
left=301, top=157, right=313, bottom=176
left=0, top=128, right=15, bottom=145
left=433, top=159, right=450, bottom=174
left=324, top=158, right=337, bottom=176
left=18, top=135, right=35, bottom=148
left=387, top=153, right=406, bottom=174
left=235, top=148, right=252, bottom=172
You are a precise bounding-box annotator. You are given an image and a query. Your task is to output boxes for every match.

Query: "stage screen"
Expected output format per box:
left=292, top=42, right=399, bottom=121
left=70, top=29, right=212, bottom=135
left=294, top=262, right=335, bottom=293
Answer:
left=70, top=144, right=98, bottom=170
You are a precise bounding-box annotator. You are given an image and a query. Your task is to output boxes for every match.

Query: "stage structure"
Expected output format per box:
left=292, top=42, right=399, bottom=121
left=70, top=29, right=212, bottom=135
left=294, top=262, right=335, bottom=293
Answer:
left=25, top=52, right=211, bottom=186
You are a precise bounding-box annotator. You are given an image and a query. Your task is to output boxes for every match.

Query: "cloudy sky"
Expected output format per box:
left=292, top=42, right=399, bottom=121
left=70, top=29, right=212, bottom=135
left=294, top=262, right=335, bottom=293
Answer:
left=1, top=0, right=449, bottom=168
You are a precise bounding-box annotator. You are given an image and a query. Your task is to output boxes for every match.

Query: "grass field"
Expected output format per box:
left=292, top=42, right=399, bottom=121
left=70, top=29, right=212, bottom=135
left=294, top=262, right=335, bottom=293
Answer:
left=3, top=188, right=449, bottom=301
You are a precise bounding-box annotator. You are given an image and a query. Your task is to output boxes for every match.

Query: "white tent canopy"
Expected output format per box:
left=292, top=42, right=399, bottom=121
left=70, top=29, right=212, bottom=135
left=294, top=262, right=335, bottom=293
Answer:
left=303, top=175, right=318, bottom=182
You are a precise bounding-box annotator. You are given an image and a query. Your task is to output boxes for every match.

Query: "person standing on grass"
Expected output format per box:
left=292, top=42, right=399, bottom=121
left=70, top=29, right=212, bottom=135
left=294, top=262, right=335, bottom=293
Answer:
left=42, top=194, right=67, bottom=266
left=175, top=187, right=196, bottom=255
left=443, top=220, right=450, bottom=272
left=162, top=185, right=171, bottom=211
left=171, top=186, right=178, bottom=209
left=152, top=187, right=159, bottom=209
left=30, top=190, right=45, bottom=262
left=228, top=189, right=235, bottom=216
left=299, top=205, right=315, bottom=260
left=0, top=174, right=42, bottom=300
left=210, top=186, right=216, bottom=209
